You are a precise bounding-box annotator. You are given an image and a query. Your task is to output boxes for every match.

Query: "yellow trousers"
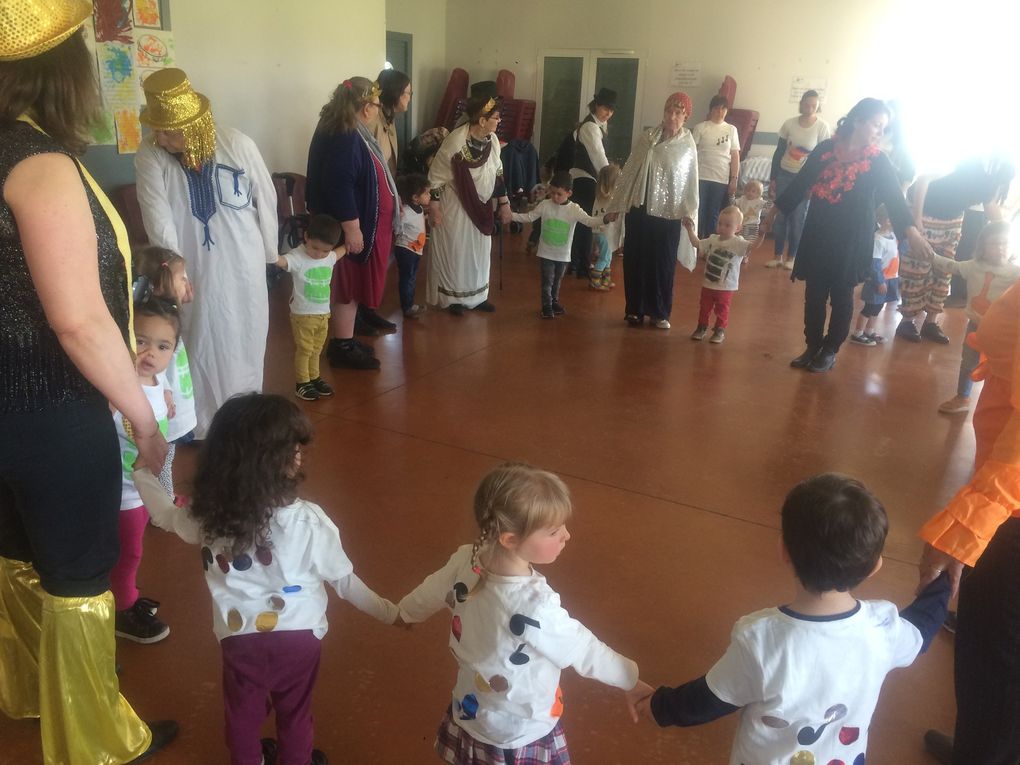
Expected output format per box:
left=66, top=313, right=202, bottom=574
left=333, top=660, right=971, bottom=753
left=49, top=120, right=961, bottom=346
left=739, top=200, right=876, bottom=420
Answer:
left=290, top=313, right=329, bottom=383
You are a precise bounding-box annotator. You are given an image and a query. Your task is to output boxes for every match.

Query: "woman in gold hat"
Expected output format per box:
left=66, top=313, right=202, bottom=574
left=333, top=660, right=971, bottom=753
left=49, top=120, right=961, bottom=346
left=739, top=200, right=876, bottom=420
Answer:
left=134, top=67, right=279, bottom=438
left=0, top=0, right=177, bottom=762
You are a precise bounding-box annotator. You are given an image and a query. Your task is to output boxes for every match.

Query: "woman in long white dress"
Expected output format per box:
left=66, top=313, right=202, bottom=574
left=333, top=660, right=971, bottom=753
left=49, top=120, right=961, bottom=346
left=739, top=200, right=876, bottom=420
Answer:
left=426, top=95, right=512, bottom=315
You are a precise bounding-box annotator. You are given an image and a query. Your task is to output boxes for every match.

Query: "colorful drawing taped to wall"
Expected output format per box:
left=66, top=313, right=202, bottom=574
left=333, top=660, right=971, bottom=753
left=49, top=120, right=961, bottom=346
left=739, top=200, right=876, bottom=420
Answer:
left=114, top=109, right=141, bottom=153
left=132, top=0, right=161, bottom=28
left=101, top=43, right=132, bottom=84
left=93, top=0, right=133, bottom=44
left=136, top=31, right=176, bottom=68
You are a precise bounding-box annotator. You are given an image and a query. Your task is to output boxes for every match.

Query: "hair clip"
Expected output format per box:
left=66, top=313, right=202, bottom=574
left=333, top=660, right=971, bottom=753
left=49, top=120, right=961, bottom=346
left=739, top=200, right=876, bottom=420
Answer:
left=471, top=565, right=482, bottom=575
left=132, top=275, right=153, bottom=304
left=342, top=79, right=353, bottom=90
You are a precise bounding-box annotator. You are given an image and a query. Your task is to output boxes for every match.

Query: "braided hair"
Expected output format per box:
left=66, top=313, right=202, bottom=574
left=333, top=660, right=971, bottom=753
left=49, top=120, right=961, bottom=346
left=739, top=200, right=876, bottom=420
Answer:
left=468, top=462, right=572, bottom=593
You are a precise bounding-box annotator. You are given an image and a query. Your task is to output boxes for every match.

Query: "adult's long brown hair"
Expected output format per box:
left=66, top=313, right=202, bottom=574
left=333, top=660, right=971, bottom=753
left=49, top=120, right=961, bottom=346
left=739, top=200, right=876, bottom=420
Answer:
left=317, top=76, right=375, bottom=136
left=0, top=30, right=99, bottom=155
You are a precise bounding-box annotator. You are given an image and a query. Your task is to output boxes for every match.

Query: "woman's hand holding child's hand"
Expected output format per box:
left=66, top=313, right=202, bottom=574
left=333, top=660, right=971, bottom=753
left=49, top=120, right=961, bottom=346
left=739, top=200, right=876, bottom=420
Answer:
left=625, top=679, right=656, bottom=723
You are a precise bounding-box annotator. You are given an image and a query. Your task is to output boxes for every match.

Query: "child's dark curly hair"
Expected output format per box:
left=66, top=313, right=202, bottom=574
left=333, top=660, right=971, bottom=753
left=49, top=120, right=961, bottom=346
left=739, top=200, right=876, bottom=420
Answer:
left=190, top=393, right=313, bottom=555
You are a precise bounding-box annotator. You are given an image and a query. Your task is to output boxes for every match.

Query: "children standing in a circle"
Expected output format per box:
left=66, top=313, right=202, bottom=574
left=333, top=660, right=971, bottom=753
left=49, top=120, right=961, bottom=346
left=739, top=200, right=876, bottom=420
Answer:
left=398, top=462, right=642, bottom=764
left=767, top=90, right=831, bottom=270
left=275, top=214, right=346, bottom=401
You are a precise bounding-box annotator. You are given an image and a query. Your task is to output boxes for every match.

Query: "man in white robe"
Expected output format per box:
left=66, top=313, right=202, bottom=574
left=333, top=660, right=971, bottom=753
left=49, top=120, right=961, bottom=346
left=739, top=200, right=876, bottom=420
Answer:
left=134, top=68, right=278, bottom=437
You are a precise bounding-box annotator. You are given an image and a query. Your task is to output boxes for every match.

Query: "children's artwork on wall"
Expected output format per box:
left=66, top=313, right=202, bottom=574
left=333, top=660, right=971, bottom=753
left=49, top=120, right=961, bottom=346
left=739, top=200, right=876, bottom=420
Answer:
left=83, top=1, right=174, bottom=153
left=132, top=0, right=162, bottom=29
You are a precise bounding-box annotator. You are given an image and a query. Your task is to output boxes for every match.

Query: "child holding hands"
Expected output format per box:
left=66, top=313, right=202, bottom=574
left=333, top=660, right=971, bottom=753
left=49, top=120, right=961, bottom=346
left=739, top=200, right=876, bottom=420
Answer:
left=850, top=205, right=900, bottom=346
left=398, top=462, right=642, bottom=764
left=685, top=205, right=751, bottom=344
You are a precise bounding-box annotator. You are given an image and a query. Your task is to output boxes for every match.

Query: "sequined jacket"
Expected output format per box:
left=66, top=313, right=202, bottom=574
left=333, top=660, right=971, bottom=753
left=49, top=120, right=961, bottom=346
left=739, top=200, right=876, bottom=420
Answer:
left=609, top=125, right=699, bottom=220
left=0, top=122, right=129, bottom=413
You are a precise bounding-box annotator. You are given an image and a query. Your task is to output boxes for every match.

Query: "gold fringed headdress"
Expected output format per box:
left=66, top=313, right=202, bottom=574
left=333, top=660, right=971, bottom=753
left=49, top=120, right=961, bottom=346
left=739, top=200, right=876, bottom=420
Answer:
left=140, top=68, right=216, bottom=170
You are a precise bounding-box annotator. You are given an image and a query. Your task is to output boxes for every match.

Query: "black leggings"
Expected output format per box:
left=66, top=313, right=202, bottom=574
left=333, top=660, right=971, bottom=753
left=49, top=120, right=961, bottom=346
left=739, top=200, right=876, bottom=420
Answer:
left=803, top=277, right=855, bottom=353
left=0, top=399, right=122, bottom=597
left=569, top=176, right=597, bottom=272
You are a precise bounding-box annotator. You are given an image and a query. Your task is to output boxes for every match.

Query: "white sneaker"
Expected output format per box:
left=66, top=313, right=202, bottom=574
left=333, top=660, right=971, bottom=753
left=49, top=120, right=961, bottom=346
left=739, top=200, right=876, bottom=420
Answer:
left=783, top=260, right=795, bottom=270
left=764, top=259, right=782, bottom=268
left=654, top=319, right=671, bottom=330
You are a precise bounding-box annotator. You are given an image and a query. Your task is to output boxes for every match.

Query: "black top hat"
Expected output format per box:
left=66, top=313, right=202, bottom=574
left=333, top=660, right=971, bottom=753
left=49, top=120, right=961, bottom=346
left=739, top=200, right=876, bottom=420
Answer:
left=470, top=80, right=498, bottom=99
left=593, top=87, right=617, bottom=108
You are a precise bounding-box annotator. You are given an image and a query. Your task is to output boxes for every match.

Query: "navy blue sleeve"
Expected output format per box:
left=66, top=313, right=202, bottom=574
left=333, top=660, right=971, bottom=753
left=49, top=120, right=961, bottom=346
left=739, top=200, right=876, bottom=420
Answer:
left=900, top=571, right=952, bottom=653
left=770, top=137, right=787, bottom=181
left=650, top=675, right=740, bottom=727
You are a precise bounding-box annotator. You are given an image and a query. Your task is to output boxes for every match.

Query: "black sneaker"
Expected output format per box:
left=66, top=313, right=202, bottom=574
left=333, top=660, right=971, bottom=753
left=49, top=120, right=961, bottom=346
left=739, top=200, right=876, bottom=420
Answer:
left=309, top=378, right=334, bottom=397
left=895, top=319, right=922, bottom=342
left=128, top=720, right=179, bottom=763
left=359, top=306, right=397, bottom=332
left=352, top=339, right=376, bottom=356
left=135, top=596, right=160, bottom=616
left=540, top=306, right=554, bottom=319
left=921, top=322, right=951, bottom=344
left=551, top=302, right=566, bottom=316
left=115, top=601, right=170, bottom=644
left=260, top=739, right=278, bottom=765
left=328, top=342, right=380, bottom=370
left=471, top=300, right=496, bottom=312
left=353, top=315, right=381, bottom=337
left=790, top=346, right=820, bottom=368
left=448, top=303, right=466, bottom=316
left=295, top=382, right=319, bottom=401
left=807, top=350, right=837, bottom=373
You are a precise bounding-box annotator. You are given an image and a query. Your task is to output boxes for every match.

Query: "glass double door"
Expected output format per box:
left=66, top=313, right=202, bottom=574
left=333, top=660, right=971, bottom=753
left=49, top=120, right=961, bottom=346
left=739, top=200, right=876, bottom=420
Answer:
left=537, top=51, right=642, bottom=167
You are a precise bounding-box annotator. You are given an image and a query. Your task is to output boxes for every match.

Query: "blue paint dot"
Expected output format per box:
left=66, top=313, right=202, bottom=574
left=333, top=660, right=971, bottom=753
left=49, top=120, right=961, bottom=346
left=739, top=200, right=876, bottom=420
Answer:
left=233, top=554, right=253, bottom=571
left=282, top=585, right=302, bottom=593
left=459, top=694, right=478, bottom=720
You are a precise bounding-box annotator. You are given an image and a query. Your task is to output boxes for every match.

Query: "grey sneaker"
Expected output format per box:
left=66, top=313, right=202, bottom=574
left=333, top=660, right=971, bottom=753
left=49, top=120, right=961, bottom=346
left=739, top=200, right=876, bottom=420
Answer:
left=709, top=328, right=726, bottom=344
left=691, top=325, right=708, bottom=341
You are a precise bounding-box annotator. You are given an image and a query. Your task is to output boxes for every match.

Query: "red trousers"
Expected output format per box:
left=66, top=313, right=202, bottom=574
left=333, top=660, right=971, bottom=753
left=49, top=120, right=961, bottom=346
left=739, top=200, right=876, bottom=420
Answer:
left=698, top=287, right=734, bottom=328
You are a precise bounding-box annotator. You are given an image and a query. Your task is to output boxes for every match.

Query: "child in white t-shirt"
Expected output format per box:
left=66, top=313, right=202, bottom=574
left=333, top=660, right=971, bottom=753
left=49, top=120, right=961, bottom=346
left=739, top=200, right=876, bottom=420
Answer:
left=275, top=215, right=346, bottom=402
left=111, top=298, right=178, bottom=645
left=684, top=206, right=751, bottom=344
left=630, top=474, right=950, bottom=765
left=133, top=393, right=399, bottom=765
left=850, top=207, right=899, bottom=347
left=511, top=171, right=614, bottom=318
left=931, top=220, right=1020, bottom=414
left=735, top=180, right=766, bottom=240
left=398, top=462, right=642, bottom=765
left=395, top=173, right=431, bottom=319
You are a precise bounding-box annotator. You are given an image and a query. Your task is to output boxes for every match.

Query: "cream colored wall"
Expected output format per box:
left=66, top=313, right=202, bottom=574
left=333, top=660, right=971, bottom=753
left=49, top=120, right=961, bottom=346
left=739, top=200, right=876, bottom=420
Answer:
left=170, top=0, right=385, bottom=173
left=443, top=0, right=902, bottom=144
left=386, top=0, right=448, bottom=135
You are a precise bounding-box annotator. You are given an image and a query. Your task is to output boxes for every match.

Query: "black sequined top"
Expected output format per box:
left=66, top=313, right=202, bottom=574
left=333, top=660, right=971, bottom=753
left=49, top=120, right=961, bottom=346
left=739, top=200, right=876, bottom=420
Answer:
left=0, top=121, right=130, bottom=413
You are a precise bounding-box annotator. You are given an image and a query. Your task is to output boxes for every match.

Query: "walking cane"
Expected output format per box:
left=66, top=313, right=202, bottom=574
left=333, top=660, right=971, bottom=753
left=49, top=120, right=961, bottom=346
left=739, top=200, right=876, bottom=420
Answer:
left=498, top=216, right=504, bottom=292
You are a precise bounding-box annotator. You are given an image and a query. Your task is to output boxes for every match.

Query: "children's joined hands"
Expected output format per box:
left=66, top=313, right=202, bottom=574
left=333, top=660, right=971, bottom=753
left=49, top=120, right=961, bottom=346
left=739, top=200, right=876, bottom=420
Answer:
left=625, top=679, right=656, bottom=723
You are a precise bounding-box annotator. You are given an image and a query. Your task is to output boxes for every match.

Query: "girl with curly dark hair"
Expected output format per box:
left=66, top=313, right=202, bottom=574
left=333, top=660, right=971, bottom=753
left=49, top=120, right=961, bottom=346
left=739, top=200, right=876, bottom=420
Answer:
left=131, top=392, right=401, bottom=765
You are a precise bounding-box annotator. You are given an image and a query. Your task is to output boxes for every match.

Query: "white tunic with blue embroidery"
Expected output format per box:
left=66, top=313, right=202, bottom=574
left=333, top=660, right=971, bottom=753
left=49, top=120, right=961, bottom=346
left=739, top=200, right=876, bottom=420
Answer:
left=135, top=126, right=279, bottom=438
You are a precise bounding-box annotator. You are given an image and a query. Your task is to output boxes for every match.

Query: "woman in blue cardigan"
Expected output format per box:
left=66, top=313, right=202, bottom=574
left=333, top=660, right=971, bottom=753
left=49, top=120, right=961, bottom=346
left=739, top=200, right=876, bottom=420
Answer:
left=307, top=76, right=400, bottom=370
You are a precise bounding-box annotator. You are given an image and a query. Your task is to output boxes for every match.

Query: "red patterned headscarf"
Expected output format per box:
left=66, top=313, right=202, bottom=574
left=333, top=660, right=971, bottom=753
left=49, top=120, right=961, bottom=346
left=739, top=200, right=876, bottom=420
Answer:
left=664, top=91, right=692, bottom=116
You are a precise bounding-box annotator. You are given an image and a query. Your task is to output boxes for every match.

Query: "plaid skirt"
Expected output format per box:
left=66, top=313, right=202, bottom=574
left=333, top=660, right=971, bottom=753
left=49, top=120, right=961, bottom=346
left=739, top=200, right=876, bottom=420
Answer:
left=435, top=708, right=571, bottom=765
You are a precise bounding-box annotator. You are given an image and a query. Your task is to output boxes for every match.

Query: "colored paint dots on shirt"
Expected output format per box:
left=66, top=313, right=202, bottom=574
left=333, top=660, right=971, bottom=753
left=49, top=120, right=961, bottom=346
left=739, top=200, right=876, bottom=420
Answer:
left=226, top=608, right=243, bottom=632
left=232, top=554, right=252, bottom=571
left=762, top=716, right=790, bottom=729
left=255, top=611, right=279, bottom=632
left=839, top=727, right=859, bottom=745
left=488, top=675, right=509, bottom=693
left=282, top=585, right=301, bottom=593
left=268, top=595, right=285, bottom=611
left=215, top=553, right=230, bottom=574
left=451, top=614, right=462, bottom=641
left=458, top=694, right=478, bottom=721
left=201, top=547, right=213, bottom=571
left=791, top=752, right=815, bottom=765
left=255, top=546, right=273, bottom=566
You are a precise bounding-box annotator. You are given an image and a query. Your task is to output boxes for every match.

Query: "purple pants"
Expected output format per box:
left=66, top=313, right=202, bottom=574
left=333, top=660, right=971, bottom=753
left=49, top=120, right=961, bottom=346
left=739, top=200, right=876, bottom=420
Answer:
left=221, top=629, right=322, bottom=765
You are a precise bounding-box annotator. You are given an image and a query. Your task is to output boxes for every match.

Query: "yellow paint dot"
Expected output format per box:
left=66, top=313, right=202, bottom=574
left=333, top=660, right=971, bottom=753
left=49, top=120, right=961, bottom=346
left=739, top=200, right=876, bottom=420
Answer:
left=474, top=673, right=492, bottom=693
left=255, top=611, right=279, bottom=632
left=226, top=608, right=243, bottom=632
left=791, top=752, right=815, bottom=765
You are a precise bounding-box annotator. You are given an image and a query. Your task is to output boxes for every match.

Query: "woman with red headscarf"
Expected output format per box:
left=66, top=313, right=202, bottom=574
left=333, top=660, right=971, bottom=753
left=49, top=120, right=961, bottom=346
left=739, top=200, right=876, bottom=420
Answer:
left=609, top=92, right=699, bottom=330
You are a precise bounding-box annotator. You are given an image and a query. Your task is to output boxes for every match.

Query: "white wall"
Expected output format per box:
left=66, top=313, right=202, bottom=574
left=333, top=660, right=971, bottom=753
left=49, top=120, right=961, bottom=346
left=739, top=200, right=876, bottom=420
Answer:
left=170, top=0, right=385, bottom=173
left=386, top=0, right=447, bottom=136
left=443, top=0, right=904, bottom=143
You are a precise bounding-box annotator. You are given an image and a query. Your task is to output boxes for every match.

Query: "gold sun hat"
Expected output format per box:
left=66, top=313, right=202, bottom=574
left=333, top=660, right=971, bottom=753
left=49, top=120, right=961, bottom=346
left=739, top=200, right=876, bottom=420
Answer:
left=0, top=0, right=92, bottom=62
left=139, top=67, right=216, bottom=170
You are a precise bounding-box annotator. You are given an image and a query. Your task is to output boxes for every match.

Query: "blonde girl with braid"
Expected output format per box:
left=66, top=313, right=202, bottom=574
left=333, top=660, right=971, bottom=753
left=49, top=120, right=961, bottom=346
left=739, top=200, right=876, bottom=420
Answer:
left=398, top=462, right=644, bottom=765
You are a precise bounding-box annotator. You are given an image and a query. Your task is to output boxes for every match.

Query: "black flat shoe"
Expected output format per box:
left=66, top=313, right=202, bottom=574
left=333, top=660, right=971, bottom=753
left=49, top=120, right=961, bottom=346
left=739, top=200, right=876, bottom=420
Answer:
left=471, top=300, right=496, bottom=312
left=448, top=303, right=466, bottom=316
left=353, top=316, right=380, bottom=337
left=789, top=347, right=819, bottom=368
left=807, top=350, right=837, bottom=373
left=129, top=720, right=179, bottom=763
left=359, top=306, right=397, bottom=332
left=625, top=314, right=644, bottom=326
left=921, top=322, right=951, bottom=344
left=895, top=320, right=922, bottom=343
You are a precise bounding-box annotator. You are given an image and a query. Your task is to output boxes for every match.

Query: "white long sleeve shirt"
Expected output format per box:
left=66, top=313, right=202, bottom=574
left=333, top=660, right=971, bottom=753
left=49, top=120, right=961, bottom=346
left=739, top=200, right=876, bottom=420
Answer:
left=398, top=545, right=638, bottom=748
left=511, top=200, right=605, bottom=263
left=134, top=469, right=397, bottom=641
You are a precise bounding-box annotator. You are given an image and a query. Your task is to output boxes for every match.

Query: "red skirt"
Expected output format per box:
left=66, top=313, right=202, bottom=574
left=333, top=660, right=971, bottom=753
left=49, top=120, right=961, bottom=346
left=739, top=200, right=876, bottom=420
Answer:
left=331, top=152, right=394, bottom=308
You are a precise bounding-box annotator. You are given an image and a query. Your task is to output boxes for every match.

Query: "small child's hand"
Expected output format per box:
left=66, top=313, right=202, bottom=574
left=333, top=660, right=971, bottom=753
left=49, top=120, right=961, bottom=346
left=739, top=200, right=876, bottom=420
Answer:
left=625, top=679, right=656, bottom=723
left=878, top=283, right=888, bottom=295
left=336, top=244, right=348, bottom=260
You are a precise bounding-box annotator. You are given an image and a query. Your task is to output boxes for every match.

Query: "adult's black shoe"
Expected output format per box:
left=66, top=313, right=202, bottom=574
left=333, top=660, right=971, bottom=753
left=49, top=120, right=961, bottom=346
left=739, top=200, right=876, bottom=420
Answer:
left=448, top=303, right=466, bottom=316
left=921, top=322, right=951, bottom=344
left=129, top=720, right=179, bottom=763
left=807, top=350, right=837, bottom=373
left=359, top=306, right=397, bottom=332
left=895, top=319, right=922, bottom=342
left=327, top=340, right=380, bottom=370
left=790, top=346, right=820, bottom=368
left=353, top=315, right=380, bottom=337
left=471, top=300, right=496, bottom=312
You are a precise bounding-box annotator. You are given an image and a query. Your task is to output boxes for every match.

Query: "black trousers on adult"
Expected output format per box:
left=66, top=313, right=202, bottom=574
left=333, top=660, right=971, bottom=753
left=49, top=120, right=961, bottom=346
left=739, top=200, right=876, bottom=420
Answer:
left=623, top=206, right=684, bottom=321
left=698, top=180, right=730, bottom=238
left=0, top=399, right=122, bottom=597
left=568, top=176, right=597, bottom=274
left=803, top=276, right=855, bottom=354
left=952, top=517, right=1020, bottom=765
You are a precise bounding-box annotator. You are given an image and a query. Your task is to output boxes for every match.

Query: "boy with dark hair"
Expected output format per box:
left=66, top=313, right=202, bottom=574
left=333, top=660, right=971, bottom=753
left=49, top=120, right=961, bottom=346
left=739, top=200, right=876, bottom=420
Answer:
left=394, top=173, right=431, bottom=319
left=511, top=171, right=614, bottom=318
left=275, top=214, right=346, bottom=400
left=626, top=474, right=951, bottom=765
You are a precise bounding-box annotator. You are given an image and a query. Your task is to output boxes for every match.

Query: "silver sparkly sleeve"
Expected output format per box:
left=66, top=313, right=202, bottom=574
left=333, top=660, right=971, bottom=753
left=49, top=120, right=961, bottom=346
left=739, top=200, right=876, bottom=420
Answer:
left=646, top=132, right=699, bottom=220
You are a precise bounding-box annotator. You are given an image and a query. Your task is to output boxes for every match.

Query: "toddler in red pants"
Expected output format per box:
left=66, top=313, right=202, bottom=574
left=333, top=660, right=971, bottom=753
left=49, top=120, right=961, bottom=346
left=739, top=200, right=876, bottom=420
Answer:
left=684, top=206, right=751, bottom=344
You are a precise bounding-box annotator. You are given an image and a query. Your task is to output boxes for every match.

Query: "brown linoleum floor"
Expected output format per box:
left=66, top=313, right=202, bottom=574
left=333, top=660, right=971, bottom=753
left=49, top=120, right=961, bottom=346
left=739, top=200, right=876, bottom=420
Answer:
left=2, top=233, right=966, bottom=764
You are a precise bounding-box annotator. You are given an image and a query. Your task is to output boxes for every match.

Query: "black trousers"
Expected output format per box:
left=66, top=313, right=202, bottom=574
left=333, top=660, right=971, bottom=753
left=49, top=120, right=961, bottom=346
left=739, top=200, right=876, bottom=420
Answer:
left=698, top=180, right=730, bottom=238
left=952, top=517, right=1020, bottom=765
left=569, top=176, right=597, bottom=273
left=803, top=276, right=855, bottom=353
left=623, top=206, right=684, bottom=321
left=0, top=399, right=122, bottom=597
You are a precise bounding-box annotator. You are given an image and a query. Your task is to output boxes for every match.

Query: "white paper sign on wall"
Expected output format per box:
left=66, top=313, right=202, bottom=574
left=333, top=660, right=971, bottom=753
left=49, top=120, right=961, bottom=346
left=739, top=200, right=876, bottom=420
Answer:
left=671, top=61, right=702, bottom=88
left=790, top=77, right=827, bottom=103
